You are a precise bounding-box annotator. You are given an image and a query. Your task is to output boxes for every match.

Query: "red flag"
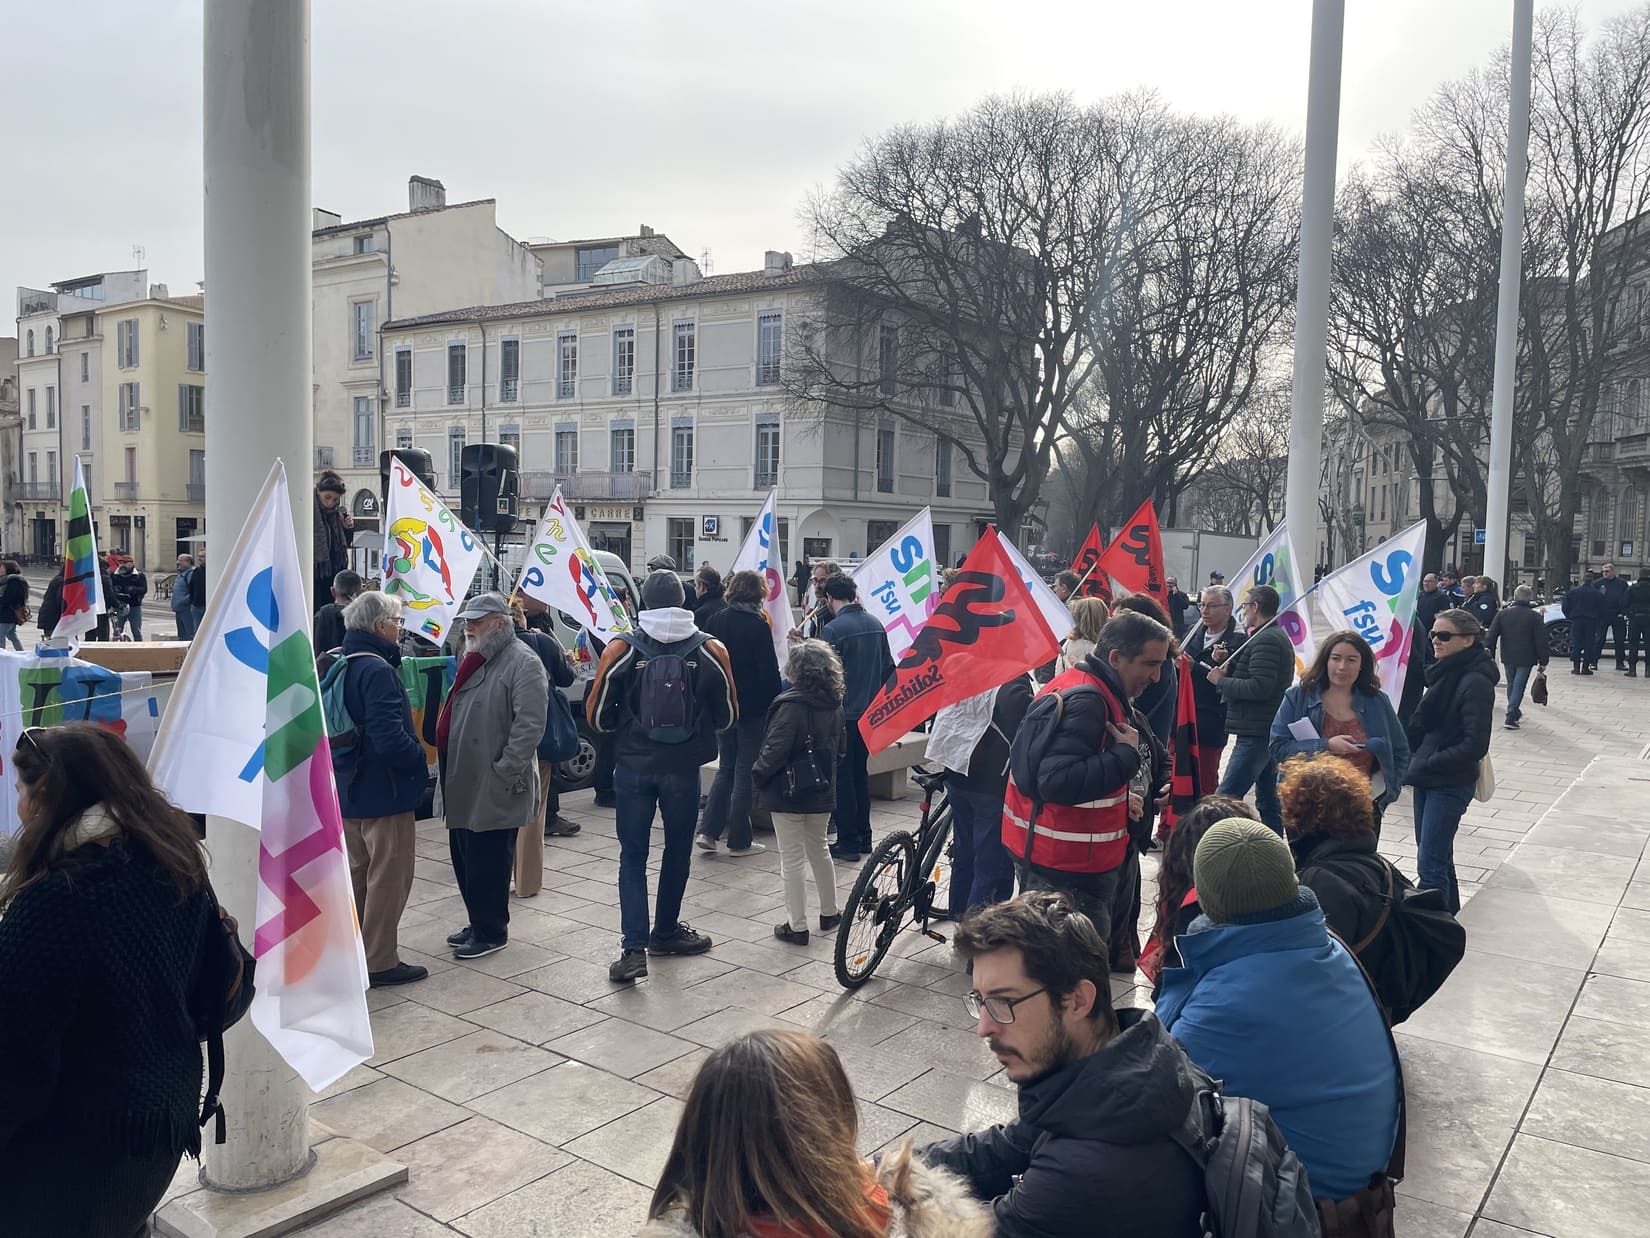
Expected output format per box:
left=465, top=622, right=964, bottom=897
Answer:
left=859, top=527, right=1060, bottom=756
left=1097, top=499, right=1166, bottom=600
left=1068, top=524, right=1112, bottom=600
left=1162, top=652, right=1204, bottom=832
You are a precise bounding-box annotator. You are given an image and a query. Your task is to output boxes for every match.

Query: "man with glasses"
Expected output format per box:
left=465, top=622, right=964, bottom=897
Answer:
left=1208, top=585, right=1293, bottom=832
left=1184, top=585, right=1245, bottom=793
left=917, top=892, right=1206, bottom=1237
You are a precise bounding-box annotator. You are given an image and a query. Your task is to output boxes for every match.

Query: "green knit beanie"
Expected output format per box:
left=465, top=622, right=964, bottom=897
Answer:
left=1193, top=817, right=1300, bottom=923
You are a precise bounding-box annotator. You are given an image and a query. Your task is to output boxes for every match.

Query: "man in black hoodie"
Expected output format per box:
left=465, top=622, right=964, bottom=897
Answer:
left=919, top=893, right=1205, bottom=1238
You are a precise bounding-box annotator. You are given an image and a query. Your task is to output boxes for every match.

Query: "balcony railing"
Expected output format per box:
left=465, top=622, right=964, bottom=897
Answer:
left=14, top=482, right=60, bottom=500
left=395, top=390, right=411, bottom=408
left=186, top=483, right=205, bottom=503
left=670, top=471, right=692, bottom=489
left=447, top=385, right=465, bottom=405
left=500, top=378, right=519, bottom=403
left=114, top=482, right=139, bottom=500
left=521, top=470, right=645, bottom=502
left=352, top=446, right=375, bottom=467
left=1617, top=431, right=1650, bottom=464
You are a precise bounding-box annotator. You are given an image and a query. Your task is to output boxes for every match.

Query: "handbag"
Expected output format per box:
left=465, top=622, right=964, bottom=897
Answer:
left=1530, top=669, right=1548, bottom=706
left=1474, top=752, right=1496, bottom=802
left=543, top=687, right=580, bottom=763
left=783, top=733, right=832, bottom=802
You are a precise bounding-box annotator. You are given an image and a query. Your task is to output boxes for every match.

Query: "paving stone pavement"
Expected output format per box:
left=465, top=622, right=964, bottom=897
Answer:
left=150, top=661, right=1650, bottom=1237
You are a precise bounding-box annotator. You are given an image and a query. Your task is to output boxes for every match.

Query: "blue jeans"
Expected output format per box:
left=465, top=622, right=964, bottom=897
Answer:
left=116, top=603, right=143, bottom=640
left=0, top=623, right=19, bottom=651
left=1504, top=664, right=1533, bottom=722
left=614, top=765, right=701, bottom=950
left=946, top=780, right=1015, bottom=919
left=701, top=716, right=763, bottom=848
left=1217, top=734, right=1282, bottom=833
left=1413, top=782, right=1473, bottom=913
left=173, top=605, right=197, bottom=640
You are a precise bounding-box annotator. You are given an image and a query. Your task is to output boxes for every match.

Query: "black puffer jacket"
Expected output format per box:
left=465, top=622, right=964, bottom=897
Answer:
left=751, top=686, right=845, bottom=814
left=1405, top=643, right=1498, bottom=789
left=1485, top=600, right=1548, bottom=668
left=953, top=675, right=1034, bottom=797
left=919, top=1009, right=1204, bottom=1238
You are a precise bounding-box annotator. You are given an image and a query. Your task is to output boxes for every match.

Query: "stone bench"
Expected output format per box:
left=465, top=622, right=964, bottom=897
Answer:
left=699, top=730, right=929, bottom=801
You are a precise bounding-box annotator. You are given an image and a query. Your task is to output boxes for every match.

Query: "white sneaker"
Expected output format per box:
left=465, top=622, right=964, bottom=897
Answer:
left=726, top=842, right=768, bottom=857
left=694, top=834, right=719, bottom=852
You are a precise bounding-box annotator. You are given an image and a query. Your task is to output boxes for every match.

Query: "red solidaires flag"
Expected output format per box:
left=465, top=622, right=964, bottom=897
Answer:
left=1069, top=524, right=1112, bottom=600
left=1161, top=652, right=1204, bottom=831
left=859, top=527, right=1060, bottom=756
left=1096, top=499, right=1166, bottom=600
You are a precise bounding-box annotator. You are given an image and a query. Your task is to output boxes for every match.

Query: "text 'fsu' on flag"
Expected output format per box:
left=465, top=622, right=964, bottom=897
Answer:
left=859, top=527, right=1060, bottom=756
left=1312, top=519, right=1428, bottom=711
left=149, top=460, right=372, bottom=1091
left=56, top=456, right=106, bottom=641
left=381, top=457, right=486, bottom=646
left=731, top=486, right=792, bottom=669
left=516, top=487, right=634, bottom=641
left=1096, top=499, right=1166, bottom=600
left=851, top=508, right=939, bottom=660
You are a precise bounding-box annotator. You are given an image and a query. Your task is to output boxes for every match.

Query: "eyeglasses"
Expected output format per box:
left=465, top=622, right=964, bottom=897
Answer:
left=1429, top=630, right=1465, bottom=644
left=1197, top=601, right=1230, bottom=609
left=963, top=987, right=1048, bottom=1024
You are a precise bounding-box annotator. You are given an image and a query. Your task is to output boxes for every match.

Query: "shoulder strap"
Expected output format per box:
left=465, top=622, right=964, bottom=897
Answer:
left=1328, top=928, right=1407, bottom=1183
left=1350, top=858, right=1396, bottom=954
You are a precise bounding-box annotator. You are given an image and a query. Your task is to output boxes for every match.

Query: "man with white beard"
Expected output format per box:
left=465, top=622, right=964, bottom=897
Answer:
left=437, top=592, right=548, bottom=959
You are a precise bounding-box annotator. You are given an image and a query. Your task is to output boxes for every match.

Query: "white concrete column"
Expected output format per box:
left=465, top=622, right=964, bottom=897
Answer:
left=1484, top=0, right=1535, bottom=586
left=1283, top=0, right=1346, bottom=572
left=201, top=0, right=314, bottom=1192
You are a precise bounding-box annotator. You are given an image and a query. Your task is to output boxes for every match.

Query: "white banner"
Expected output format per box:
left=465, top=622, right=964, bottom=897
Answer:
left=1312, top=520, right=1428, bottom=709
left=850, top=508, right=939, bottom=659
left=730, top=487, right=793, bottom=668
left=516, top=487, right=633, bottom=640
left=1228, top=520, right=1305, bottom=613
left=999, top=534, right=1077, bottom=646
left=381, top=459, right=485, bottom=646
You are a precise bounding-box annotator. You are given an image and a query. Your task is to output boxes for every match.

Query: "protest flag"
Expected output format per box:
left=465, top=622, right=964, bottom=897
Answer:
left=516, top=486, right=634, bottom=641
left=381, top=456, right=486, bottom=645
left=1163, top=652, right=1204, bottom=831
left=859, top=527, right=1060, bottom=756
left=731, top=487, right=793, bottom=668
left=1095, top=498, right=1167, bottom=600
left=149, top=461, right=372, bottom=1091
left=1069, top=524, right=1112, bottom=600
left=851, top=508, right=939, bottom=660
left=56, top=456, right=107, bottom=641
left=1312, top=519, right=1428, bottom=710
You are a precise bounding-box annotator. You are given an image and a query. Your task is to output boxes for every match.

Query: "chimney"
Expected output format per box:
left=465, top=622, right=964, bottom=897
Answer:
left=150, top=283, right=169, bottom=299
left=312, top=207, right=341, bottom=230
left=409, top=175, right=447, bottom=213
left=639, top=224, right=654, bottom=238
left=763, top=250, right=793, bottom=276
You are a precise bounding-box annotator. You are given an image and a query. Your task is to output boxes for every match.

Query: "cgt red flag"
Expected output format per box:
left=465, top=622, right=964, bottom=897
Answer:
left=859, top=527, right=1060, bottom=756
left=1162, top=652, right=1204, bottom=832
left=1068, top=524, right=1112, bottom=600
left=1096, top=499, right=1166, bottom=600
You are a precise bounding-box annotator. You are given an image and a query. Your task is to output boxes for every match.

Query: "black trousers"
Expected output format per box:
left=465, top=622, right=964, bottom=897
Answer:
left=449, top=828, right=517, bottom=943
left=835, top=724, right=873, bottom=853
left=1606, top=612, right=1629, bottom=666
left=1, top=1141, right=181, bottom=1237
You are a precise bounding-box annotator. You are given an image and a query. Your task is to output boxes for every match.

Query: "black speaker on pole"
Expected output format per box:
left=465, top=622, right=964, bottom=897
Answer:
left=379, top=448, right=437, bottom=507
left=460, top=443, right=519, bottom=535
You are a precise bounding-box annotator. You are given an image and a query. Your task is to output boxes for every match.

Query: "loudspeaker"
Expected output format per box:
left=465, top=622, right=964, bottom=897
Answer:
left=379, top=448, right=437, bottom=506
left=460, top=443, right=519, bottom=535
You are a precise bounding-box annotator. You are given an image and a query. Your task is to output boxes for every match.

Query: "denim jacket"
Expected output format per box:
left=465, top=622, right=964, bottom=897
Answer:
left=1268, top=683, right=1410, bottom=808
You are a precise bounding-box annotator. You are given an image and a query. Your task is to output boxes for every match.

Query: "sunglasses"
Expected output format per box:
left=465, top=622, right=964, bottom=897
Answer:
left=19, top=725, right=48, bottom=761
left=1429, top=630, right=1466, bottom=644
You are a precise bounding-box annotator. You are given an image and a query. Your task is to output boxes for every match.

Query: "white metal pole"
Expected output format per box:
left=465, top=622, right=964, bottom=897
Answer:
left=201, top=0, right=315, bottom=1191
left=1283, top=0, right=1346, bottom=576
left=1484, top=0, right=1535, bottom=587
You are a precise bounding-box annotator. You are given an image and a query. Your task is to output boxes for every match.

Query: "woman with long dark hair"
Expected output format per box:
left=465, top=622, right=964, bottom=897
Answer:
left=0, top=723, right=216, bottom=1234
left=1139, top=794, right=1255, bottom=992
left=1269, top=630, right=1409, bottom=833
left=644, top=1029, right=990, bottom=1238
left=1405, top=608, right=1498, bottom=911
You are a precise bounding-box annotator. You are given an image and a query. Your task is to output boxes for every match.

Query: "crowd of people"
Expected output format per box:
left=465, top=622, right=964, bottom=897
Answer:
left=8, top=484, right=1639, bottom=1236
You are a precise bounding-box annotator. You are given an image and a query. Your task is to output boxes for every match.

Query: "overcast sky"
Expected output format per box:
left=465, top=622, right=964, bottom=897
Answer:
left=3, top=0, right=1644, bottom=306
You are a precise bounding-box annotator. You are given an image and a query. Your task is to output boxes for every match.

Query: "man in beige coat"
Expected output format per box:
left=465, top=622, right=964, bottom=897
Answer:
left=437, top=592, right=548, bottom=960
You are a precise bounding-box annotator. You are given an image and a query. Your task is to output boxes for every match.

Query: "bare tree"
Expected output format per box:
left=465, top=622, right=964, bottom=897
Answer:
left=1190, top=384, right=1292, bottom=535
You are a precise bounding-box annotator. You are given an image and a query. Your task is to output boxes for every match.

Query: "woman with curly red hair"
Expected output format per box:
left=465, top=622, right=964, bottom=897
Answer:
left=1278, top=754, right=1389, bottom=952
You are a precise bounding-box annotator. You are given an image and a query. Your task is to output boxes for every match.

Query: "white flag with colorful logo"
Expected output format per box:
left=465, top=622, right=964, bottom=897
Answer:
left=1225, top=520, right=1316, bottom=671
left=56, top=456, right=107, bottom=642
left=516, top=487, right=633, bottom=640
left=1310, top=519, right=1427, bottom=708
left=998, top=533, right=1077, bottom=651
left=149, top=461, right=372, bottom=1091
left=730, top=487, right=793, bottom=668
left=851, top=509, right=940, bottom=659
left=381, top=457, right=485, bottom=645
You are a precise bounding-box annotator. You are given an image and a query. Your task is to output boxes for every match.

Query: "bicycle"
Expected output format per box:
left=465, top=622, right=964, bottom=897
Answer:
left=834, top=766, right=955, bottom=988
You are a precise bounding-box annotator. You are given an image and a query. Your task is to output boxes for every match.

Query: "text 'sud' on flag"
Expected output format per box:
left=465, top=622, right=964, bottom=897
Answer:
left=859, top=527, right=1060, bottom=756
left=1069, top=524, right=1112, bottom=600
left=1096, top=499, right=1166, bottom=600
left=149, top=460, right=373, bottom=1092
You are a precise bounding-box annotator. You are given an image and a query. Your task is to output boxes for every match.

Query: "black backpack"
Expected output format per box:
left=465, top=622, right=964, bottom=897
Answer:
left=1008, top=681, right=1106, bottom=806
left=1349, top=858, right=1467, bottom=1025
left=1173, top=1078, right=1323, bottom=1238
left=188, top=883, right=257, bottom=1146
left=627, top=631, right=710, bottom=744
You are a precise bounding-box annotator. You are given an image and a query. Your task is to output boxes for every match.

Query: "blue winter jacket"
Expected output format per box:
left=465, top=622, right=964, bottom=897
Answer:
left=1268, top=684, right=1410, bottom=808
left=1156, top=891, right=1400, bottom=1199
left=335, top=629, right=429, bottom=819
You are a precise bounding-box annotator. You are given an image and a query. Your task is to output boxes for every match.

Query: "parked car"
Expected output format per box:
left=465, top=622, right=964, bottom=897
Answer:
left=540, top=551, right=641, bottom=791
left=1541, top=600, right=1616, bottom=659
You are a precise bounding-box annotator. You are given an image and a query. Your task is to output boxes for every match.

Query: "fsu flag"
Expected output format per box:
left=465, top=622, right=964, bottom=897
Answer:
left=1097, top=499, right=1167, bottom=600
left=859, top=528, right=1060, bottom=756
left=1162, top=652, right=1204, bottom=831
left=1069, top=524, right=1112, bottom=600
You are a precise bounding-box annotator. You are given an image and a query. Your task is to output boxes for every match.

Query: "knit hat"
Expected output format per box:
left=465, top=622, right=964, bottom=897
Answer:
left=1192, top=818, right=1300, bottom=923
left=641, top=569, right=686, bottom=610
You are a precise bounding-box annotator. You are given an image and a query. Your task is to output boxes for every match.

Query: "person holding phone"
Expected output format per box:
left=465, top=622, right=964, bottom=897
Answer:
left=1269, top=630, right=1409, bottom=833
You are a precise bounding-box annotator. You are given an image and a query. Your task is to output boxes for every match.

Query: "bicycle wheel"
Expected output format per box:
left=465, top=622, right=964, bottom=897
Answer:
left=835, top=830, right=917, bottom=989
left=914, top=799, right=955, bottom=923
